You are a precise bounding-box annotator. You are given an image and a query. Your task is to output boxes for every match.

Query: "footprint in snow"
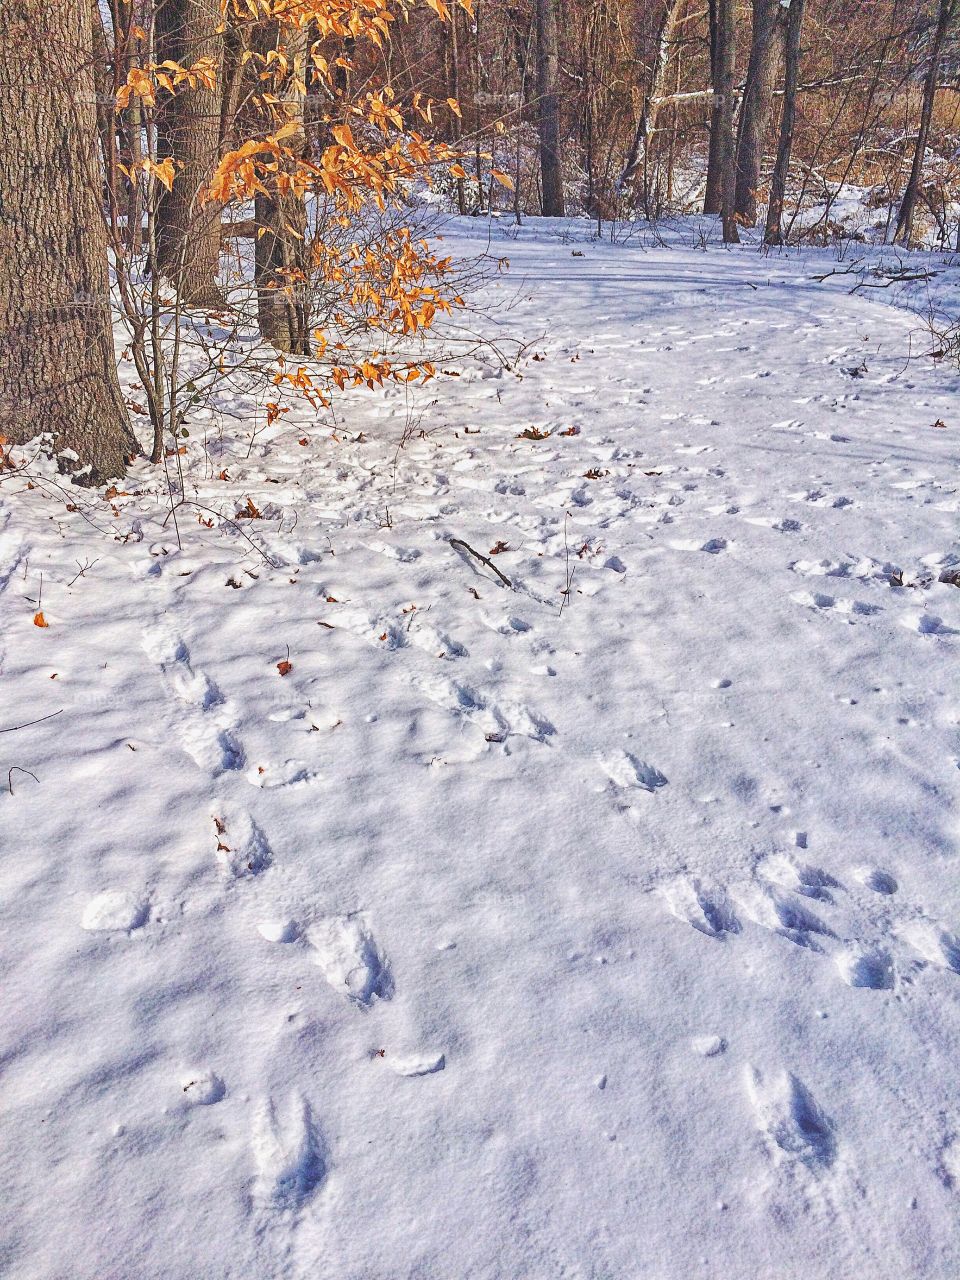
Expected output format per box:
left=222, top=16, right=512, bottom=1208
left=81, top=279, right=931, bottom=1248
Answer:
left=252, top=1093, right=325, bottom=1211
left=180, top=1069, right=226, bottom=1106
left=307, top=914, right=392, bottom=1006
left=746, top=1067, right=836, bottom=1171
left=855, top=867, right=898, bottom=895
left=662, top=879, right=740, bottom=939
left=141, top=623, right=245, bottom=776
left=246, top=760, right=318, bottom=790
left=896, top=920, right=960, bottom=974
left=691, top=1035, right=727, bottom=1057
left=791, top=591, right=881, bottom=618
left=599, top=750, right=668, bottom=792
left=668, top=537, right=728, bottom=554
left=731, top=882, right=834, bottom=953
left=385, top=1051, right=446, bottom=1077
left=756, top=853, right=840, bottom=903
left=81, top=890, right=150, bottom=933
left=833, top=946, right=894, bottom=990
left=213, top=806, right=272, bottom=878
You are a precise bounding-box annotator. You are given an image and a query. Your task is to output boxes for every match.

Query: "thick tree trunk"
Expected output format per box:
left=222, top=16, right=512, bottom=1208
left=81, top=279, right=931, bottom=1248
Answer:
left=155, top=0, right=224, bottom=305
left=764, top=0, right=805, bottom=246
left=893, top=0, right=957, bottom=247
left=0, top=0, right=136, bottom=481
left=535, top=0, right=565, bottom=216
left=253, top=23, right=310, bottom=355
left=735, top=0, right=785, bottom=226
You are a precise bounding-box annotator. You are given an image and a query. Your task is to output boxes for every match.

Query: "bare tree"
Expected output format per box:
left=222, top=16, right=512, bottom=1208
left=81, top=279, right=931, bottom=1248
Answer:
left=253, top=20, right=311, bottom=354
left=704, top=0, right=740, bottom=240
left=764, top=0, right=806, bottom=245
left=894, top=0, right=960, bottom=246
left=0, top=0, right=136, bottom=481
left=735, top=0, right=786, bottom=225
left=621, top=0, right=685, bottom=216
left=535, top=0, right=565, bottom=215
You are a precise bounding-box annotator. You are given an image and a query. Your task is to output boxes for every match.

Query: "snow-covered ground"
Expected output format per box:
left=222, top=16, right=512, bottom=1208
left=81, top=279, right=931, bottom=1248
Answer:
left=2, top=219, right=960, bottom=1279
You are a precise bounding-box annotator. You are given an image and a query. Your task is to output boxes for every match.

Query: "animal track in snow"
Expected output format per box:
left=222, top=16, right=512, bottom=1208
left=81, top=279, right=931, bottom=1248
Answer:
left=246, top=759, right=318, bottom=790
left=213, top=806, right=272, bottom=878
left=740, top=885, right=835, bottom=951
left=180, top=1069, right=226, bottom=1106
left=385, top=1051, right=446, bottom=1077
left=252, top=1093, right=325, bottom=1211
left=791, top=591, right=882, bottom=618
left=599, top=750, right=668, bottom=792
left=141, top=623, right=245, bottom=776
left=896, top=920, right=960, bottom=974
left=668, top=536, right=728, bottom=555
left=81, top=890, right=150, bottom=933
left=307, top=914, right=392, bottom=1006
left=900, top=611, right=957, bottom=637
left=855, top=867, right=898, bottom=895
left=412, top=673, right=553, bottom=744
left=662, top=879, right=740, bottom=939
left=756, top=854, right=840, bottom=903
left=746, top=1068, right=836, bottom=1170
left=834, top=945, right=895, bottom=990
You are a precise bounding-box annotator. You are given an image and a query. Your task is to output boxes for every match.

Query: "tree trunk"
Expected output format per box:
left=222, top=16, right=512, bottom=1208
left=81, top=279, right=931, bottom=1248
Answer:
left=0, top=0, right=136, bottom=482
left=253, top=22, right=310, bottom=355
left=155, top=0, right=225, bottom=305
left=621, top=0, right=684, bottom=216
left=535, top=0, right=565, bottom=216
left=893, top=0, right=957, bottom=247
left=735, top=0, right=785, bottom=226
left=704, top=0, right=723, bottom=213
left=764, top=0, right=805, bottom=246
left=707, top=0, right=740, bottom=240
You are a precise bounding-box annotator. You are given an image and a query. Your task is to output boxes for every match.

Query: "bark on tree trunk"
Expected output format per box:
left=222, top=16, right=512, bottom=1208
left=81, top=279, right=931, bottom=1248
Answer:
left=0, top=0, right=136, bottom=481
left=704, top=0, right=723, bottom=213
left=535, top=0, right=565, bottom=216
left=621, top=0, right=684, bottom=216
left=253, top=22, right=310, bottom=355
left=764, top=0, right=805, bottom=246
left=155, top=0, right=225, bottom=305
left=893, top=0, right=957, bottom=247
left=735, top=0, right=785, bottom=226
left=710, top=0, right=740, bottom=241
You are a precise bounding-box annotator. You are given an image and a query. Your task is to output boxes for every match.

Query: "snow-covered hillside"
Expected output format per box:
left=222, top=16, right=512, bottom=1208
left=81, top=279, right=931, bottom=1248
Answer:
left=2, top=220, right=959, bottom=1279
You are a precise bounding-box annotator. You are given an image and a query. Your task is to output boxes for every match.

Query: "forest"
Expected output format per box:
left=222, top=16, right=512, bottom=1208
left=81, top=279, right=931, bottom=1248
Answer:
left=1, top=1, right=959, bottom=482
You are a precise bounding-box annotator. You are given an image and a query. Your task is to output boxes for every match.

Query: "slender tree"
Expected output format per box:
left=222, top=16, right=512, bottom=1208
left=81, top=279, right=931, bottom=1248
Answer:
left=621, top=0, right=684, bottom=216
left=705, top=0, right=740, bottom=240
left=0, top=0, right=136, bottom=481
left=535, top=0, right=565, bottom=215
left=764, top=0, right=806, bottom=245
left=894, top=0, right=959, bottom=246
left=252, top=19, right=311, bottom=354
left=735, top=0, right=786, bottom=225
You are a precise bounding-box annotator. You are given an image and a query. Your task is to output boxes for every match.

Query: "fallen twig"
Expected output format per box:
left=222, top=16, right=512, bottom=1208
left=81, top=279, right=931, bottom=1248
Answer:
left=0, top=709, right=63, bottom=734
left=7, top=766, right=39, bottom=795
left=449, top=537, right=512, bottom=588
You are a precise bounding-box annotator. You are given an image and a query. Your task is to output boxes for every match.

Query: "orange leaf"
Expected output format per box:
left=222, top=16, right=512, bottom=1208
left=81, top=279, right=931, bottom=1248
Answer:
left=33, top=611, right=48, bottom=628
left=277, top=660, right=293, bottom=676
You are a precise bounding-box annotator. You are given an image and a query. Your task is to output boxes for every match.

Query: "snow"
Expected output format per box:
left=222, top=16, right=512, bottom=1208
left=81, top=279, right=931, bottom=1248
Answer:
left=2, top=217, right=960, bottom=1278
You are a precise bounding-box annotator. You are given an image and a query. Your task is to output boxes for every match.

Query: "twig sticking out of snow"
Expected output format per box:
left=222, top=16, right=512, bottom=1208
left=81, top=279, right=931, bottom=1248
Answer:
left=449, top=538, right=512, bottom=588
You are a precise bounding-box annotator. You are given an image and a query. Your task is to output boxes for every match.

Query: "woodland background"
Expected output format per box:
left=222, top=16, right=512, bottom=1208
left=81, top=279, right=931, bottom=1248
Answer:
left=1, top=0, right=960, bottom=483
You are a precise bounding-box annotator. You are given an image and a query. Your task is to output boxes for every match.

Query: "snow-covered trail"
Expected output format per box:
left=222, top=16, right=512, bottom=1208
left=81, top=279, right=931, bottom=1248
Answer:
left=1, top=222, right=959, bottom=1279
